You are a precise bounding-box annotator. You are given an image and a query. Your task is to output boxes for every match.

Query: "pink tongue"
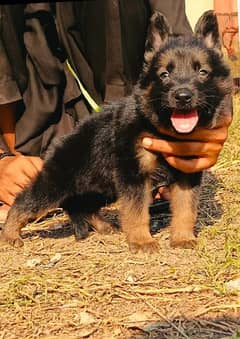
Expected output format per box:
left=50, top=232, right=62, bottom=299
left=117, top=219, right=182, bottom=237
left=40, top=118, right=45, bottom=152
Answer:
left=171, top=110, right=199, bottom=133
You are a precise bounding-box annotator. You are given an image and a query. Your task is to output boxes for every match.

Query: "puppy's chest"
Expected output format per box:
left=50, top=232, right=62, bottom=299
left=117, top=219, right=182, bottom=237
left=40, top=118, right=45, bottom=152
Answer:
left=136, top=145, right=159, bottom=174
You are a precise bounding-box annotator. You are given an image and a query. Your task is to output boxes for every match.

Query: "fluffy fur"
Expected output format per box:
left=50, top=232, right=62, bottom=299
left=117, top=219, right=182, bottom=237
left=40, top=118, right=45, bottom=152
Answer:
left=0, top=11, right=232, bottom=253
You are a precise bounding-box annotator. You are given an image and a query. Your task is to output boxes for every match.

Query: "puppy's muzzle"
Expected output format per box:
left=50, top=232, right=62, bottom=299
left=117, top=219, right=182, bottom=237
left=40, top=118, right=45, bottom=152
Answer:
left=174, top=88, right=193, bottom=108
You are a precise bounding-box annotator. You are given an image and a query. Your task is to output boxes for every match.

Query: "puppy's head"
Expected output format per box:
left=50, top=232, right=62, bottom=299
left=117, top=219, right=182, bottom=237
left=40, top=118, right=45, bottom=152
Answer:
left=139, top=10, right=233, bottom=133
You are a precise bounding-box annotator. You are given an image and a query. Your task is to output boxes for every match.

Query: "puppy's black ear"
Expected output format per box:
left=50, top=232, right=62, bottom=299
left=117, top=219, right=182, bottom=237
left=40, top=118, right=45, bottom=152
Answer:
left=194, top=10, right=222, bottom=51
left=144, top=12, right=171, bottom=63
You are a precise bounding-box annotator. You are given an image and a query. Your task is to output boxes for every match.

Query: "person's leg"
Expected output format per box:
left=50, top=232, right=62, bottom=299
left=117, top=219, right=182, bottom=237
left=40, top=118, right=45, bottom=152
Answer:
left=0, top=33, right=22, bottom=220
left=149, top=0, right=193, bottom=36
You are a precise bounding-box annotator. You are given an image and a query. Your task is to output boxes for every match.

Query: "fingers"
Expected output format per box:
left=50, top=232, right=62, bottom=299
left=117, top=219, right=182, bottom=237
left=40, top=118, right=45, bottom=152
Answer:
left=142, top=132, right=222, bottom=173
left=142, top=137, right=222, bottom=157
left=155, top=113, right=232, bottom=143
left=163, top=155, right=217, bottom=173
left=21, top=157, right=43, bottom=180
left=156, top=125, right=228, bottom=143
left=28, top=156, right=44, bottom=171
left=0, top=191, right=15, bottom=206
left=0, top=155, right=43, bottom=206
left=0, top=174, right=28, bottom=205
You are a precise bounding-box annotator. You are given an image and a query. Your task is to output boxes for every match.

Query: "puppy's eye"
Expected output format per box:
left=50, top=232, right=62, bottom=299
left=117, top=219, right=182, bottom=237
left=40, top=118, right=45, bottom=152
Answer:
left=160, top=71, right=169, bottom=79
left=199, top=69, right=208, bottom=76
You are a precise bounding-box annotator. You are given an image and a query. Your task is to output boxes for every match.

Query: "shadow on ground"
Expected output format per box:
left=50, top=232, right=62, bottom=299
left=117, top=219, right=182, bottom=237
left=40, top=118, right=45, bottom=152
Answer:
left=22, top=170, right=223, bottom=241
left=128, top=315, right=240, bottom=338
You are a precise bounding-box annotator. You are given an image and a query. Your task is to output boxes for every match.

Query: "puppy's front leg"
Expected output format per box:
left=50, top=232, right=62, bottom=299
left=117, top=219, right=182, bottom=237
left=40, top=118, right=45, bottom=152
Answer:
left=169, top=173, right=202, bottom=249
left=119, top=180, right=159, bottom=253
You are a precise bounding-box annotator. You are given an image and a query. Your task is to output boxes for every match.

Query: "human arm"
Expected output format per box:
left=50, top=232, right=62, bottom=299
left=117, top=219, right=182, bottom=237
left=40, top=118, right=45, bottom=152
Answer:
left=0, top=102, right=43, bottom=206
left=142, top=113, right=232, bottom=173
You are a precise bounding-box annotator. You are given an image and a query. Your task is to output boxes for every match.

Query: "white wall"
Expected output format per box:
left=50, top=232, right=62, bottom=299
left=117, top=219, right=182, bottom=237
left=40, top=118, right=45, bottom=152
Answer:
left=185, top=0, right=214, bottom=29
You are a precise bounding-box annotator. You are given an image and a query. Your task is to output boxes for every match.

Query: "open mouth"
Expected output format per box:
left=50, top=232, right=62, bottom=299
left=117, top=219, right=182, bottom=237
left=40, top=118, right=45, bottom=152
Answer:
left=170, top=110, right=199, bottom=133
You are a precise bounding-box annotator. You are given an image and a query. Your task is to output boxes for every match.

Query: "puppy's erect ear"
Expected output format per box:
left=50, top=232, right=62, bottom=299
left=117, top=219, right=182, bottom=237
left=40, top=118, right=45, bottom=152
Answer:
left=194, top=10, right=222, bottom=51
left=144, top=12, right=171, bottom=63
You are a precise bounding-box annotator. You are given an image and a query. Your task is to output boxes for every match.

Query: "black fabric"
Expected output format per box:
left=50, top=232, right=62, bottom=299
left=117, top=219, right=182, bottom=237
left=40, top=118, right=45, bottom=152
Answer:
left=104, top=0, right=125, bottom=103
left=0, top=3, right=84, bottom=157
left=55, top=0, right=192, bottom=104
left=119, top=0, right=151, bottom=86
left=56, top=0, right=150, bottom=104
left=56, top=1, right=104, bottom=106
left=0, top=36, right=22, bottom=105
left=0, top=1, right=193, bottom=157
left=149, top=0, right=193, bottom=36
left=1, top=5, right=27, bottom=94
left=15, top=4, right=80, bottom=157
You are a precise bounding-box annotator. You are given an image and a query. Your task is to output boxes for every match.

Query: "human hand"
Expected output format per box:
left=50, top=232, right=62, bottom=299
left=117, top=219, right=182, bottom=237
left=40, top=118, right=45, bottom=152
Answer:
left=142, top=114, right=232, bottom=173
left=0, top=155, right=43, bottom=206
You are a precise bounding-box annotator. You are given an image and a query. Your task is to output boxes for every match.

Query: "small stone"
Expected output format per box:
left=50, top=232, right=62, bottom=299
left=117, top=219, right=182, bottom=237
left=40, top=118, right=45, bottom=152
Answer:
left=46, top=253, right=62, bottom=268
left=25, top=258, right=41, bottom=268
left=225, top=278, right=240, bottom=293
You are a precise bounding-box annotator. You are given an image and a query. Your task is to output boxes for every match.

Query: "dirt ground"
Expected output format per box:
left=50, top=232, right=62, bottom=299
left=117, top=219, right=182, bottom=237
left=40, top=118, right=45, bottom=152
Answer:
left=0, top=101, right=239, bottom=338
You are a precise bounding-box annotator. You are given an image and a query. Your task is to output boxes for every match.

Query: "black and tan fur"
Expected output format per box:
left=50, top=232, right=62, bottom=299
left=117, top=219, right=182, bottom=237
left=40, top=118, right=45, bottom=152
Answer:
left=0, top=11, right=232, bottom=252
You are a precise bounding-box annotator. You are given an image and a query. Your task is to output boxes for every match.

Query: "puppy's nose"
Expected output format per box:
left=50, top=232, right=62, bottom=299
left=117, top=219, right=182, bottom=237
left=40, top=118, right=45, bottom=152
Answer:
left=175, top=88, right=192, bottom=104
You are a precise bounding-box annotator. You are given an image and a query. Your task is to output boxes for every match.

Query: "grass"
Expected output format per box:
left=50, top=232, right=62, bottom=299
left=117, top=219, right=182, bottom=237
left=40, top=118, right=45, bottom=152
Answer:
left=0, top=97, right=240, bottom=338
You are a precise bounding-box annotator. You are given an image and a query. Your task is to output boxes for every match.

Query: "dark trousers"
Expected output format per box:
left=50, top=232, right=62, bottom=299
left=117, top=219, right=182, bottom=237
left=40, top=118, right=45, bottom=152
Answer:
left=0, top=1, right=192, bottom=157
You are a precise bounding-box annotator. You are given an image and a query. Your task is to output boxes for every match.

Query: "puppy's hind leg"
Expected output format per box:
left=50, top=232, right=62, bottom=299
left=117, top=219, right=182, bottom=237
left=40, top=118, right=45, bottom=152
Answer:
left=88, top=213, right=114, bottom=234
left=72, top=212, right=114, bottom=240
left=0, top=171, right=65, bottom=247
left=70, top=213, right=91, bottom=241
left=71, top=212, right=114, bottom=241
left=61, top=193, right=111, bottom=241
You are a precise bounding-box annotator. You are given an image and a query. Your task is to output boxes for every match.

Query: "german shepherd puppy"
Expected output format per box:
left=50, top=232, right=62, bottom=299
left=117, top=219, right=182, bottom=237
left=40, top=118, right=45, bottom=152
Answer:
left=0, top=11, right=232, bottom=253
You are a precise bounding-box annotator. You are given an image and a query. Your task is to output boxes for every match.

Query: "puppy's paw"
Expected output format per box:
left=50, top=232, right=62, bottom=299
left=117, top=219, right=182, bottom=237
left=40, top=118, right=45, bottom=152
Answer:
left=170, top=234, right=197, bottom=249
left=91, top=218, right=113, bottom=234
left=74, top=225, right=89, bottom=241
left=129, top=239, right=159, bottom=254
left=0, top=231, right=24, bottom=247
